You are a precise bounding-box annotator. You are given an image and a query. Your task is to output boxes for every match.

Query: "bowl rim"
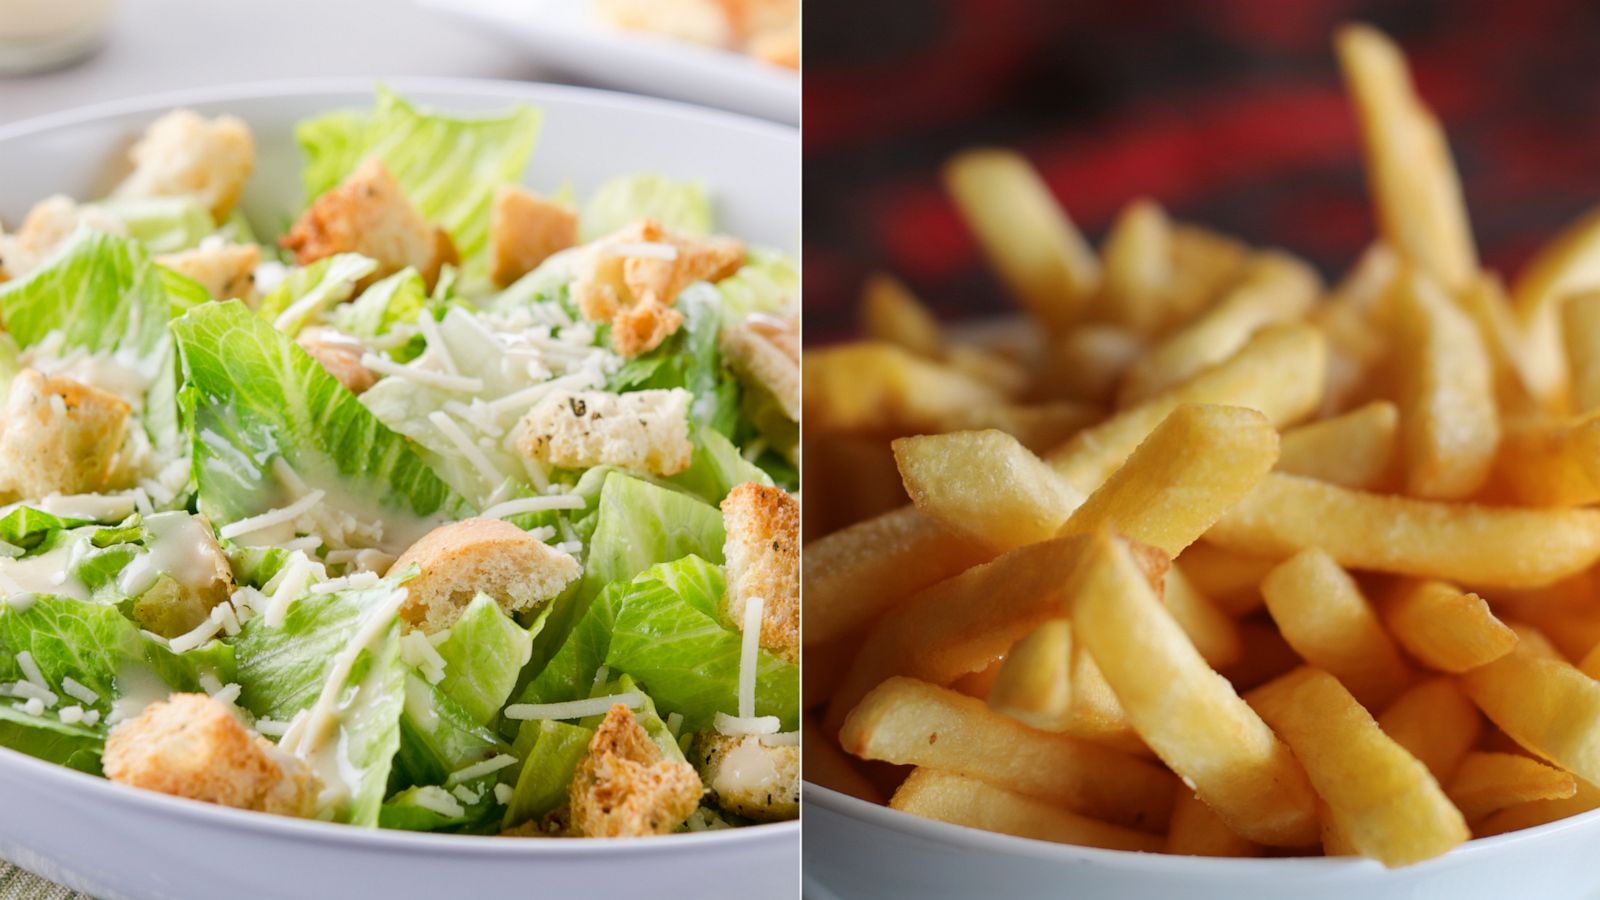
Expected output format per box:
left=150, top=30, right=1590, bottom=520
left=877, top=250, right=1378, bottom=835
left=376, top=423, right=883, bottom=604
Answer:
left=805, top=781, right=1600, bottom=874
left=0, top=76, right=796, bottom=856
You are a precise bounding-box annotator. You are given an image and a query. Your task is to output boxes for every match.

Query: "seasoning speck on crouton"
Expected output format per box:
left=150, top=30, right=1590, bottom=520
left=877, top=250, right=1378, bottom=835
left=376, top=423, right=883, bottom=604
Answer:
left=156, top=242, right=260, bottom=301
left=103, top=693, right=315, bottom=817
left=112, top=110, right=255, bottom=220
left=691, top=732, right=799, bottom=822
left=574, top=219, right=744, bottom=356
left=720, top=483, right=799, bottom=663
left=489, top=185, right=578, bottom=287
left=0, top=370, right=131, bottom=500
left=390, top=517, right=581, bottom=633
left=570, top=705, right=703, bottom=837
left=280, top=157, right=457, bottom=289
left=513, top=388, right=693, bottom=477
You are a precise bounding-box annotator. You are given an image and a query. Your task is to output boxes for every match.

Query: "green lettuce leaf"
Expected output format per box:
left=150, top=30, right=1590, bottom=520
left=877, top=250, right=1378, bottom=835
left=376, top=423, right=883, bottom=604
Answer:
left=393, top=671, right=508, bottom=789
left=172, top=301, right=473, bottom=546
left=433, top=594, right=534, bottom=725
left=667, top=428, right=773, bottom=506
left=0, top=508, right=90, bottom=553
left=502, top=719, right=591, bottom=828
left=608, top=284, right=740, bottom=437
left=96, top=197, right=216, bottom=255
left=580, top=173, right=711, bottom=241
left=717, top=249, right=798, bottom=323
left=333, top=267, right=428, bottom=341
left=257, top=253, right=379, bottom=336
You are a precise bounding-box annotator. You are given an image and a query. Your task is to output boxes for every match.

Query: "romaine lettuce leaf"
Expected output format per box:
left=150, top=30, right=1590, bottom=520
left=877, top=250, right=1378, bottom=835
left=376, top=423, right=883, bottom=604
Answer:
left=433, top=594, right=533, bottom=725
left=667, top=428, right=773, bottom=506
left=580, top=173, right=711, bottom=241
left=502, top=718, right=591, bottom=828
left=333, top=267, right=428, bottom=341
left=96, top=197, right=216, bottom=255
left=608, top=284, right=740, bottom=437
left=0, top=507, right=91, bottom=553
left=717, top=249, right=797, bottom=323
left=393, top=671, right=508, bottom=789
left=257, top=253, right=378, bottom=336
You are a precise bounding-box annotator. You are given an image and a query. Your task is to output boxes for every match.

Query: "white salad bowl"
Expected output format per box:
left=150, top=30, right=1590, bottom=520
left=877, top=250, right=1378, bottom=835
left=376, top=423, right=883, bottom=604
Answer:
left=804, top=784, right=1600, bottom=900
left=0, top=78, right=797, bottom=900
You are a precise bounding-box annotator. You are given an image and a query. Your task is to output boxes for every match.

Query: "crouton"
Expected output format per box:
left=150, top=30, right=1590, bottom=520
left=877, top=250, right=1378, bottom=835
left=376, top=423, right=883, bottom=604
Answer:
left=295, top=327, right=378, bottom=394
left=595, top=0, right=734, bottom=46
left=127, top=512, right=235, bottom=639
left=570, top=705, right=703, bottom=837
left=690, top=732, right=799, bottom=821
left=720, top=315, right=798, bottom=422
left=0, top=195, right=127, bottom=279
left=390, top=517, right=581, bottom=633
left=156, top=242, right=259, bottom=300
left=103, top=693, right=315, bottom=816
left=112, top=110, right=255, bottom=220
left=749, top=21, right=799, bottom=68
left=720, top=483, right=798, bottom=664
left=574, top=219, right=744, bottom=356
left=513, top=388, right=693, bottom=477
left=279, top=157, right=457, bottom=289
left=0, top=370, right=131, bottom=500
left=489, top=185, right=578, bottom=288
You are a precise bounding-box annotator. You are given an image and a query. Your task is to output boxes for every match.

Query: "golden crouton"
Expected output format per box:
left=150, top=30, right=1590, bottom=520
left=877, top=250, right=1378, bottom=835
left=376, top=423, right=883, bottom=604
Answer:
left=513, top=388, right=693, bottom=477
left=295, top=327, right=378, bottom=394
left=570, top=705, right=703, bottom=837
left=575, top=219, right=744, bottom=356
left=489, top=185, right=578, bottom=288
left=279, top=157, right=457, bottom=289
left=595, top=0, right=734, bottom=46
left=720, top=483, right=798, bottom=664
left=0, top=370, right=131, bottom=500
left=103, top=693, right=315, bottom=816
left=156, top=242, right=259, bottom=300
left=690, top=732, right=799, bottom=821
left=0, top=195, right=127, bottom=279
left=390, top=517, right=581, bottom=633
left=719, top=315, right=798, bottom=422
left=749, top=21, right=799, bottom=68
left=112, top=110, right=255, bottom=220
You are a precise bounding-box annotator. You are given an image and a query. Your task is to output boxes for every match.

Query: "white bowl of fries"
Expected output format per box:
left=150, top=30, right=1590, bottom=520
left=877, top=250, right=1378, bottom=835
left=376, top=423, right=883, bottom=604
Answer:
left=804, top=21, right=1600, bottom=900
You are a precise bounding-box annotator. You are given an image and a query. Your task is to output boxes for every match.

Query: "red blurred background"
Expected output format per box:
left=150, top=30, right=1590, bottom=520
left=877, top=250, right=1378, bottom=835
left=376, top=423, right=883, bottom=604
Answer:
left=803, top=0, right=1600, bottom=341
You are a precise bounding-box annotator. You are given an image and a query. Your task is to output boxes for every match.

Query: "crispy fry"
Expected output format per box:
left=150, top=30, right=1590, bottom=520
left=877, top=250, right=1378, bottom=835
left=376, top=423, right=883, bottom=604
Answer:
left=1566, top=289, right=1600, bottom=414
left=1048, top=325, right=1324, bottom=492
left=1376, top=677, right=1482, bottom=784
left=803, top=717, right=884, bottom=804
left=1164, top=224, right=1252, bottom=329
left=1275, top=400, right=1399, bottom=490
left=1336, top=24, right=1477, bottom=293
left=860, top=272, right=945, bottom=358
left=842, top=677, right=1177, bottom=831
left=889, top=769, right=1165, bottom=851
left=1221, top=618, right=1303, bottom=692
left=1459, top=272, right=1539, bottom=415
left=1260, top=548, right=1411, bottom=709
left=987, top=620, right=1073, bottom=731
left=1476, top=778, right=1600, bottom=838
left=1175, top=543, right=1276, bottom=617
left=1166, top=790, right=1261, bottom=858
left=1070, top=530, right=1317, bottom=846
left=1381, top=580, right=1518, bottom=673
left=1096, top=199, right=1174, bottom=335
left=1311, top=243, right=1399, bottom=417
left=1510, top=205, right=1600, bottom=407
left=1248, top=667, right=1469, bottom=867
left=1036, top=323, right=1143, bottom=405
left=943, top=149, right=1100, bottom=333
left=1445, top=751, right=1576, bottom=823
left=802, top=506, right=994, bottom=647
left=1207, top=473, right=1600, bottom=588
left=894, top=430, right=1085, bottom=551
left=951, top=656, right=1005, bottom=699
left=1164, top=565, right=1242, bottom=670
left=1485, top=413, right=1600, bottom=508
left=1461, top=632, right=1600, bottom=786
left=802, top=342, right=1006, bottom=435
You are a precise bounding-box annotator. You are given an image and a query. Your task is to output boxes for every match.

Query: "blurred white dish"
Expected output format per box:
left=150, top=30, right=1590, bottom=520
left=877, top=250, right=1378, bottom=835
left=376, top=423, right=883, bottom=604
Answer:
left=0, top=78, right=797, bottom=900
left=418, top=0, right=798, bottom=124
left=804, top=783, right=1600, bottom=900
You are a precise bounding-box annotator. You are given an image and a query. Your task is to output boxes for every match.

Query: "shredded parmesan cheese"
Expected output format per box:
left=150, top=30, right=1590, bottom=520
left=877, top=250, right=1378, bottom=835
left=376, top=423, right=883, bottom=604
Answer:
left=219, top=491, right=327, bottom=540
left=503, top=693, right=645, bottom=721
left=479, top=494, right=586, bottom=520
left=362, top=354, right=484, bottom=393
left=447, top=753, right=518, bottom=785
left=713, top=712, right=782, bottom=736
left=738, top=596, right=764, bottom=719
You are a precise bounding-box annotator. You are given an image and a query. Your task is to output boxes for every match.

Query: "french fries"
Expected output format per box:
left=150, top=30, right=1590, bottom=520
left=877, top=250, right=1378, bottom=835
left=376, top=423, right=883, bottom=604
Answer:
left=889, top=770, right=1165, bottom=852
left=1444, top=751, right=1576, bottom=823
left=893, top=430, right=1084, bottom=551
left=841, top=677, right=1176, bottom=831
left=804, top=716, right=886, bottom=804
left=1095, top=199, right=1173, bottom=335
left=1274, top=400, right=1398, bottom=490
left=1068, top=530, right=1318, bottom=846
left=1380, top=580, right=1518, bottom=673
left=1166, top=790, right=1261, bottom=858
left=1461, top=634, right=1600, bottom=787
left=1163, top=565, right=1242, bottom=669
left=1565, top=290, right=1600, bottom=414
left=1248, top=667, right=1469, bottom=867
left=986, top=619, right=1073, bottom=731
left=1510, top=206, right=1600, bottom=406
left=1376, top=677, right=1482, bottom=783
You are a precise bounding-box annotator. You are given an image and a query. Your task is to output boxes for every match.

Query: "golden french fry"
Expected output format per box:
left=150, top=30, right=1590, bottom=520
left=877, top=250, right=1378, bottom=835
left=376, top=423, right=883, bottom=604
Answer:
left=1458, top=272, right=1539, bottom=415
left=860, top=272, right=946, bottom=358
left=1565, top=289, right=1600, bottom=414
left=1336, top=24, right=1477, bottom=293
left=1260, top=548, right=1411, bottom=709
left=1381, top=579, right=1518, bottom=673
left=1165, top=224, right=1253, bottom=328
left=1461, top=634, right=1600, bottom=786
left=893, top=430, right=1085, bottom=551
left=1117, top=252, right=1320, bottom=406
left=951, top=656, right=1004, bottom=699
left=1164, top=565, right=1242, bottom=669
left=1510, top=205, right=1600, bottom=407
left=842, top=677, right=1176, bottom=832
left=1058, top=404, right=1279, bottom=556
left=1445, top=751, right=1576, bottom=823
left=802, top=506, right=994, bottom=647
left=1048, top=324, right=1324, bottom=492
left=987, top=619, right=1073, bottom=731
left=1221, top=619, right=1303, bottom=692
left=1485, top=413, right=1600, bottom=508
left=1036, top=324, right=1144, bottom=405
left=1391, top=266, right=1500, bottom=499
left=1175, top=542, right=1275, bottom=617
left=1275, top=400, right=1399, bottom=489
left=1207, top=473, right=1600, bottom=588
left=1476, top=779, right=1600, bottom=838
left=1310, top=244, right=1399, bottom=417
left=944, top=149, right=1100, bottom=333
left=1166, top=790, right=1261, bottom=858
left=1070, top=530, right=1318, bottom=846
left=1248, top=667, right=1469, bottom=867
left=1096, top=199, right=1174, bottom=334
left=803, top=342, right=1005, bottom=435
left=945, top=345, right=1031, bottom=397
left=1061, top=634, right=1148, bottom=756
left=889, top=769, right=1165, bottom=852
left=1376, top=677, right=1482, bottom=784
left=1320, top=800, right=1360, bottom=857
left=803, top=717, right=885, bottom=804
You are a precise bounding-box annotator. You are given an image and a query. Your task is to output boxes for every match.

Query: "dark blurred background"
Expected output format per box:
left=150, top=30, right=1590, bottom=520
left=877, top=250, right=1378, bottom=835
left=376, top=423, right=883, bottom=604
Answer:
left=803, top=0, right=1600, bottom=341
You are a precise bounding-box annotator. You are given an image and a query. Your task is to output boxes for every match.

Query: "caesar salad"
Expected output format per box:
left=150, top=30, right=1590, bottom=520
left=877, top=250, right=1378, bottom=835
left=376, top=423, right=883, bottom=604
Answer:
left=0, top=87, right=799, bottom=838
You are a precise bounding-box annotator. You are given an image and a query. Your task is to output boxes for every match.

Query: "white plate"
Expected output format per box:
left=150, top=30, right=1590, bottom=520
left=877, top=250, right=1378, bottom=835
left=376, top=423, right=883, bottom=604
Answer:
left=805, top=784, right=1600, bottom=899
left=0, top=78, right=798, bottom=900
left=418, top=0, right=798, bottom=124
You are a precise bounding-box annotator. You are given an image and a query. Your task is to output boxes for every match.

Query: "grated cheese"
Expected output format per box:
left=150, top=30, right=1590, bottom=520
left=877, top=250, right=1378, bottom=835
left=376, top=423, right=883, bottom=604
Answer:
left=503, top=693, right=645, bottom=721
left=493, top=783, right=514, bottom=805
left=16, top=651, right=48, bottom=694
left=411, top=786, right=466, bottom=819
left=448, top=753, right=519, bottom=785
left=168, top=614, right=223, bottom=654
left=428, top=411, right=506, bottom=490
left=361, top=353, right=483, bottom=393
left=219, top=490, right=327, bottom=540
left=479, top=494, right=585, bottom=520
left=60, top=677, right=99, bottom=706
left=416, top=314, right=459, bottom=375
left=713, top=712, right=781, bottom=736
left=57, top=705, right=84, bottom=725
left=255, top=718, right=290, bottom=738
left=738, top=596, right=764, bottom=719
left=666, top=711, right=684, bottom=738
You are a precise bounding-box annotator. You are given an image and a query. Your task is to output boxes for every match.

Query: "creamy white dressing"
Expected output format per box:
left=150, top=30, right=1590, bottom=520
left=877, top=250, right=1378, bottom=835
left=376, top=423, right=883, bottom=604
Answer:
left=116, top=511, right=222, bottom=597
left=403, top=674, right=439, bottom=732
left=108, top=663, right=171, bottom=725
left=0, top=542, right=88, bottom=601
left=714, top=738, right=779, bottom=794
left=30, top=493, right=139, bottom=522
